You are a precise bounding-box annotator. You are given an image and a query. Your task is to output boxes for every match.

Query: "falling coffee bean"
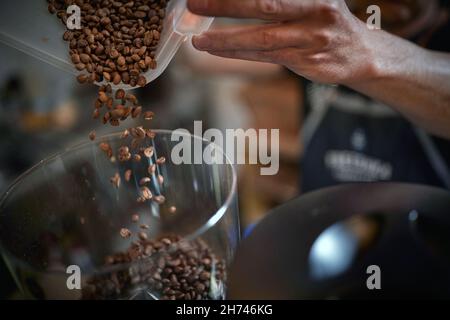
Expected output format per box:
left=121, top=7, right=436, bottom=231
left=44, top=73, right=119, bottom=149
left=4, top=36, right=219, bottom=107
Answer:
left=169, top=206, right=177, bottom=214
left=124, top=169, right=132, bottom=182
left=120, top=228, right=132, bottom=239
left=110, top=173, right=121, bottom=188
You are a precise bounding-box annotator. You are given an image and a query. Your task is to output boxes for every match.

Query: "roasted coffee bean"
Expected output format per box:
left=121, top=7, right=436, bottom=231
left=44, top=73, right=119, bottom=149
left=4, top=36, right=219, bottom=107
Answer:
left=119, top=145, right=129, bottom=155
left=133, top=154, right=142, bottom=162
left=94, top=98, right=103, bottom=109
left=135, top=126, right=146, bottom=139
left=149, top=59, right=157, bottom=70
left=161, top=238, right=172, bottom=246
left=131, top=106, right=142, bottom=118
left=105, top=256, right=115, bottom=265
left=75, top=63, right=86, bottom=71
left=71, top=53, right=80, bottom=64
left=86, top=64, right=95, bottom=73
left=119, top=106, right=130, bottom=119
left=146, top=129, right=156, bottom=139
left=112, top=73, right=121, bottom=85
left=121, top=72, right=130, bottom=84
left=199, top=272, right=210, bottom=281
left=137, top=75, right=146, bottom=87
left=99, top=142, right=109, bottom=152
left=77, top=74, right=88, bottom=84
left=120, top=228, right=131, bottom=239
left=143, top=111, right=154, bottom=120
left=110, top=49, right=120, bottom=59
left=141, top=186, right=152, bottom=200
left=134, top=11, right=147, bottom=19
left=138, top=231, right=148, bottom=241
left=111, top=109, right=125, bottom=120
left=80, top=53, right=90, bottom=64
left=125, top=93, right=138, bottom=104
left=115, top=89, right=126, bottom=100
left=138, top=60, right=147, bottom=70
left=100, top=16, right=111, bottom=26
left=110, top=172, right=121, bottom=188
left=98, top=91, right=109, bottom=103
left=131, top=53, right=140, bottom=62
left=136, top=196, right=145, bottom=204
left=120, top=129, right=130, bottom=139
left=106, top=97, right=114, bottom=109
left=154, top=195, right=166, bottom=205
left=131, top=138, right=141, bottom=150
left=48, top=4, right=56, bottom=14
left=169, top=206, right=177, bottom=214
left=148, top=164, right=156, bottom=175
left=102, top=113, right=111, bottom=126
left=156, top=157, right=166, bottom=165
left=103, top=72, right=111, bottom=82
left=129, top=128, right=138, bottom=138
left=118, top=145, right=131, bottom=162
left=78, top=39, right=88, bottom=48
left=143, top=147, right=154, bottom=158
left=95, top=44, right=105, bottom=55
left=124, top=169, right=132, bottom=182
left=139, top=177, right=151, bottom=186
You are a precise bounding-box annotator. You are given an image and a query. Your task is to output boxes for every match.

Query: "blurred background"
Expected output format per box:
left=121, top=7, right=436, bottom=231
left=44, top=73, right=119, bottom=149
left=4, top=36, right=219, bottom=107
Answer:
left=0, top=0, right=449, bottom=298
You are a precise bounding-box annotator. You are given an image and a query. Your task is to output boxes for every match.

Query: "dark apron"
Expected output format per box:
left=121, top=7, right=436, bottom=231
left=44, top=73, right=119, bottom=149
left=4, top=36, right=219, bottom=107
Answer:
left=301, top=84, right=450, bottom=193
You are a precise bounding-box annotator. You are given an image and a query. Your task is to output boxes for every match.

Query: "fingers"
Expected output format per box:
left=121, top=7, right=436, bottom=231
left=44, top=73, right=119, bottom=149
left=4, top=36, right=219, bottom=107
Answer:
left=206, top=50, right=279, bottom=64
left=187, top=0, right=315, bottom=21
left=206, top=47, right=297, bottom=65
left=192, top=23, right=311, bottom=52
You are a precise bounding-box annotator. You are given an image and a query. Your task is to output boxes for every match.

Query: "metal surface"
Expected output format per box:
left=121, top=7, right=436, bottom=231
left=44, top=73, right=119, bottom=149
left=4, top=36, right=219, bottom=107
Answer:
left=229, top=183, right=450, bottom=299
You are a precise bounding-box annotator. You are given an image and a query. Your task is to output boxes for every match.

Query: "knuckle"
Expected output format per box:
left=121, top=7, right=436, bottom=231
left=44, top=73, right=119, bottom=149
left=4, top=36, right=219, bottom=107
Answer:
left=315, top=31, right=333, bottom=48
left=261, top=50, right=281, bottom=63
left=308, top=53, right=326, bottom=65
left=259, top=29, right=278, bottom=50
left=275, top=51, right=293, bottom=64
left=257, top=0, right=282, bottom=18
left=318, top=1, right=342, bottom=23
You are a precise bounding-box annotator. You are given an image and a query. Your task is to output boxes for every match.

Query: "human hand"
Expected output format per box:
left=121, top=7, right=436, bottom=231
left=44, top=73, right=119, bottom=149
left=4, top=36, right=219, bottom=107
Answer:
left=187, top=0, right=378, bottom=86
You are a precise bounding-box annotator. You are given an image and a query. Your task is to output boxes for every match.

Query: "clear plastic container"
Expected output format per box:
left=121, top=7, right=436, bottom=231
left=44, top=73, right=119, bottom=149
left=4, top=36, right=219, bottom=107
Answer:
left=0, top=0, right=213, bottom=89
left=0, top=130, right=239, bottom=299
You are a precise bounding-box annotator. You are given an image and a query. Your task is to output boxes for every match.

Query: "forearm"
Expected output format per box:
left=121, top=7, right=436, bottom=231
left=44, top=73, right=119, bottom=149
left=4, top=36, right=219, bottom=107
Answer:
left=348, top=30, right=450, bottom=139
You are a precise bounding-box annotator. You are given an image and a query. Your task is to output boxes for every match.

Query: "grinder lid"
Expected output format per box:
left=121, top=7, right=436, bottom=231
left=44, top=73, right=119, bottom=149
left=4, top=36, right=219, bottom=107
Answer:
left=229, top=183, right=450, bottom=299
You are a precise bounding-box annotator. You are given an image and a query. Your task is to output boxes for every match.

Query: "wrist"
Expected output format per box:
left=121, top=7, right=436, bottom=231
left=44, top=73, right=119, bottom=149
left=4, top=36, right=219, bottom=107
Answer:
left=346, top=26, right=428, bottom=91
left=339, top=17, right=384, bottom=88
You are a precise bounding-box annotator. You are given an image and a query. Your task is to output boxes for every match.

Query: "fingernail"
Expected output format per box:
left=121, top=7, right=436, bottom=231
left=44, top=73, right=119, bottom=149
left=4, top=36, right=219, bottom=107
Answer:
left=188, top=0, right=209, bottom=12
left=192, top=35, right=210, bottom=50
